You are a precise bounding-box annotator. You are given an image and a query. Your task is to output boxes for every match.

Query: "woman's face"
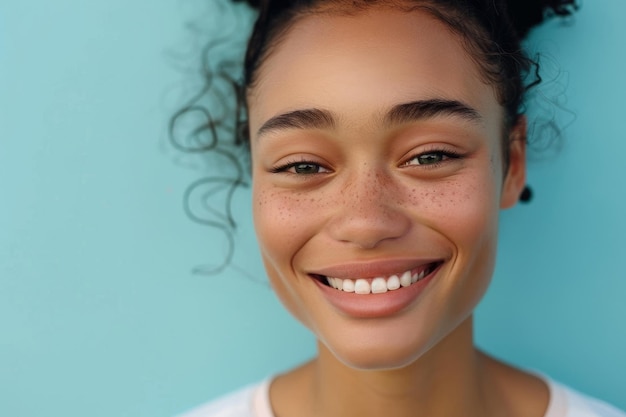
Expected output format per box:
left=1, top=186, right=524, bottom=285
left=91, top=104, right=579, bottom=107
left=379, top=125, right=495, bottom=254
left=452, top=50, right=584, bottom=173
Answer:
left=248, top=8, right=525, bottom=370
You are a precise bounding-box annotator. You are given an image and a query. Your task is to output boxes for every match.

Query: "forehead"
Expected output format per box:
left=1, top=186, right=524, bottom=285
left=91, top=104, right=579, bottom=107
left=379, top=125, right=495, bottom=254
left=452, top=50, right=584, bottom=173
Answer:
left=247, top=7, right=502, bottom=133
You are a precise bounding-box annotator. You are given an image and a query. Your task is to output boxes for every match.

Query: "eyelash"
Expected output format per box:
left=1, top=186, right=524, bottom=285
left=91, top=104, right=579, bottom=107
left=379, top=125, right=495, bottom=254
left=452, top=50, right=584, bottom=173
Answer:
left=270, top=159, right=330, bottom=175
left=270, top=147, right=462, bottom=175
left=401, top=147, right=462, bottom=168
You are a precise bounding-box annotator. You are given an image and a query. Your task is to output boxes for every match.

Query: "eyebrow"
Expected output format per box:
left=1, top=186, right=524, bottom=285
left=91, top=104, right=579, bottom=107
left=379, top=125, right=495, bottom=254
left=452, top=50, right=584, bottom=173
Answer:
left=255, top=99, right=481, bottom=139
left=385, top=99, right=482, bottom=126
left=256, top=108, right=335, bottom=138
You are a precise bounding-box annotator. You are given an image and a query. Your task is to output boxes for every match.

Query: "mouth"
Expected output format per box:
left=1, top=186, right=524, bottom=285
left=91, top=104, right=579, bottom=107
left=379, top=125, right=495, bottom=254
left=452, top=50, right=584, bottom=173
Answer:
left=312, top=261, right=442, bottom=295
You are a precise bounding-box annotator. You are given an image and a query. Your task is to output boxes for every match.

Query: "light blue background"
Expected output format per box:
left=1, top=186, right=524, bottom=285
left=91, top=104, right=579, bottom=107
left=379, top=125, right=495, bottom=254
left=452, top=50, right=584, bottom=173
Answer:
left=1, top=1, right=624, bottom=416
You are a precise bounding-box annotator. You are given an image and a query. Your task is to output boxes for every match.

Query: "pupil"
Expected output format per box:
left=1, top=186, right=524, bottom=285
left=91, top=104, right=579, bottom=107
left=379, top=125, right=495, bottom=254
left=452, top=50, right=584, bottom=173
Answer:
left=295, top=163, right=318, bottom=174
left=419, top=153, right=441, bottom=164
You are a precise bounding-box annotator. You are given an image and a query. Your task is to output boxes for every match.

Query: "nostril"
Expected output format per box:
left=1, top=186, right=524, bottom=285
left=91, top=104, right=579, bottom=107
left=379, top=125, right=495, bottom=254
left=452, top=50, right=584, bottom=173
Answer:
left=326, top=208, right=411, bottom=249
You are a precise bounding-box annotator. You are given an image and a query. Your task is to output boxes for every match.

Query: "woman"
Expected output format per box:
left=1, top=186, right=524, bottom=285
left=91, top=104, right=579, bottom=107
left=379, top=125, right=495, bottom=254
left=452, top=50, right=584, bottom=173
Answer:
left=175, top=1, right=626, bottom=416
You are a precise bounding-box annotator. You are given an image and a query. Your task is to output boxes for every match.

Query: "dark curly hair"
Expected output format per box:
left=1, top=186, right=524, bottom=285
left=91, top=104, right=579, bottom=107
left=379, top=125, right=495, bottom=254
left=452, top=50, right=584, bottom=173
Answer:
left=170, top=0, right=577, bottom=273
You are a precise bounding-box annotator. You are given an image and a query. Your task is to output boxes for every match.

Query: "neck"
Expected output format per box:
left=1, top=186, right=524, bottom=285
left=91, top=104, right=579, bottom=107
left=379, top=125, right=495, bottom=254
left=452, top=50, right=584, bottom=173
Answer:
left=275, top=317, right=494, bottom=417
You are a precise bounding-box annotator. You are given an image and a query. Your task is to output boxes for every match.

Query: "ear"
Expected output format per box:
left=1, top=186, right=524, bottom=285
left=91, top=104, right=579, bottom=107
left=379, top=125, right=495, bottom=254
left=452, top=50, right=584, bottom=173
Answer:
left=500, top=116, right=527, bottom=209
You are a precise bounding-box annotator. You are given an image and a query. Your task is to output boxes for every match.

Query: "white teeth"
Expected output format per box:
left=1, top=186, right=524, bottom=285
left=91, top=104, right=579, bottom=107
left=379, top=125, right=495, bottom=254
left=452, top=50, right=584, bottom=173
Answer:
left=325, top=266, right=436, bottom=295
left=400, top=271, right=412, bottom=287
left=354, top=279, right=371, bottom=294
left=387, top=274, right=401, bottom=291
left=371, top=277, right=388, bottom=294
left=342, top=279, right=355, bottom=292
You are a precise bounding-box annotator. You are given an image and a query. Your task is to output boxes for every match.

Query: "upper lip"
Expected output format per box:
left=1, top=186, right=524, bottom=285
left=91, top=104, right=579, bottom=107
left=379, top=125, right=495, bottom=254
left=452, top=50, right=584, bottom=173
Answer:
left=309, top=258, right=444, bottom=279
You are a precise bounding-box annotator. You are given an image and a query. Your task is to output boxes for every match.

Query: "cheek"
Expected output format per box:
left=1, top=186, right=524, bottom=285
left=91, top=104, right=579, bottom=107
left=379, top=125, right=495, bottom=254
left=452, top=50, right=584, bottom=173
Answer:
left=253, top=187, right=325, bottom=250
left=407, top=171, right=501, bottom=308
left=253, top=186, right=296, bottom=272
left=252, top=185, right=323, bottom=324
left=407, top=171, right=499, bottom=238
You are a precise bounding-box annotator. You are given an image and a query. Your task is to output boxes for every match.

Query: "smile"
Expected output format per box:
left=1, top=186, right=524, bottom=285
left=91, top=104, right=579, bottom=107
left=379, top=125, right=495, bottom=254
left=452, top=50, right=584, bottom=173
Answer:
left=319, top=262, right=440, bottom=295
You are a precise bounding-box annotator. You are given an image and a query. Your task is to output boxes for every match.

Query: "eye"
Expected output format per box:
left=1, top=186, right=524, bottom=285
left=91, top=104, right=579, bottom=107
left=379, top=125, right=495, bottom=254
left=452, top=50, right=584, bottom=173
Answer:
left=290, top=162, right=326, bottom=174
left=402, top=149, right=460, bottom=167
left=271, top=160, right=330, bottom=175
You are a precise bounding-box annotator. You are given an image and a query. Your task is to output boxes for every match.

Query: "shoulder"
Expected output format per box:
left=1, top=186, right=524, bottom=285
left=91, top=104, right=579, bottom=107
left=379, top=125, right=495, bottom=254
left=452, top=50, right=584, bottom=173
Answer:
left=547, top=378, right=626, bottom=417
left=173, top=381, right=266, bottom=417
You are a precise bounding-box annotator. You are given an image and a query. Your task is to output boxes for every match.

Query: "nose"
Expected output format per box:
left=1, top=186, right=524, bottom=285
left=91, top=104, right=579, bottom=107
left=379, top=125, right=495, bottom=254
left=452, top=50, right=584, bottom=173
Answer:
left=326, top=168, right=411, bottom=249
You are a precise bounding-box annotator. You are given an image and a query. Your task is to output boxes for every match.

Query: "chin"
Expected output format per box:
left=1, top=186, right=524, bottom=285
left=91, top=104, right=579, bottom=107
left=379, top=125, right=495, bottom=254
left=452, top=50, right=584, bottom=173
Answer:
left=322, top=333, right=438, bottom=371
left=317, top=310, right=477, bottom=372
left=334, top=347, right=429, bottom=372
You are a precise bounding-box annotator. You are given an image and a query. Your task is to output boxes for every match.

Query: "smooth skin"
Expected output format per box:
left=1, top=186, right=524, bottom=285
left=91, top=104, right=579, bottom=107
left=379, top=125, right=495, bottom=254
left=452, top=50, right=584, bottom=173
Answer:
left=249, top=6, right=546, bottom=417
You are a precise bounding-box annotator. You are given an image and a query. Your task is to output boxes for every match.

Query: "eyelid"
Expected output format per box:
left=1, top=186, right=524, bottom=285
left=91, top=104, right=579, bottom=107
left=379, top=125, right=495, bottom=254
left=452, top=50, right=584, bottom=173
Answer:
left=270, top=158, right=332, bottom=175
left=400, top=146, right=462, bottom=167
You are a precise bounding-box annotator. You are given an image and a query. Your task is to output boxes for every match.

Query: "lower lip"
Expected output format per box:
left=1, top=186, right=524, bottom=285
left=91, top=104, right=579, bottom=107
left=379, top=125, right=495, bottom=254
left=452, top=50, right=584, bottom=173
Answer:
left=312, top=265, right=440, bottom=319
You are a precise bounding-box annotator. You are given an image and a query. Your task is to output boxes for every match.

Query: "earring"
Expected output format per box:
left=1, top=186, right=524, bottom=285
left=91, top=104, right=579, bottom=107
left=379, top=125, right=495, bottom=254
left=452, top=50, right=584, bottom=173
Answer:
left=519, top=185, right=533, bottom=203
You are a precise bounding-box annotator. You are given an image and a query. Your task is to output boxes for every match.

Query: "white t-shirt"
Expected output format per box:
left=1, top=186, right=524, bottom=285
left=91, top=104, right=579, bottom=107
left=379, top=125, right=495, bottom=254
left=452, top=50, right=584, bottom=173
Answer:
left=176, top=376, right=625, bottom=417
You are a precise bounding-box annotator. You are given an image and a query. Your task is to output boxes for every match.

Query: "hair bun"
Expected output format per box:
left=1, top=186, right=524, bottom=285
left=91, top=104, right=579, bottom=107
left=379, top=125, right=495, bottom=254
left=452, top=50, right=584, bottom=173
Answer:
left=506, top=0, right=578, bottom=39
